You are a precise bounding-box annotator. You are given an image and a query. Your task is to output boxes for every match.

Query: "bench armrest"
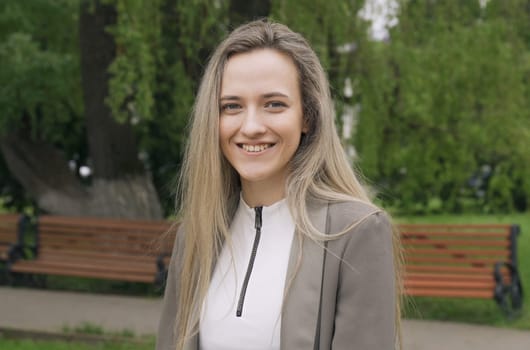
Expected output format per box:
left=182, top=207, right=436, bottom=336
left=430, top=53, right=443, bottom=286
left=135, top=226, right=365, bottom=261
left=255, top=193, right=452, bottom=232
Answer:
left=6, top=242, right=28, bottom=268
left=155, top=253, right=171, bottom=288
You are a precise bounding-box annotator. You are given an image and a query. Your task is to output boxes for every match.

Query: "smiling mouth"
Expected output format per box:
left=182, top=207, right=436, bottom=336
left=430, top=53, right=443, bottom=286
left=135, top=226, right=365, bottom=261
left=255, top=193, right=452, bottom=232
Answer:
left=239, top=144, right=273, bottom=152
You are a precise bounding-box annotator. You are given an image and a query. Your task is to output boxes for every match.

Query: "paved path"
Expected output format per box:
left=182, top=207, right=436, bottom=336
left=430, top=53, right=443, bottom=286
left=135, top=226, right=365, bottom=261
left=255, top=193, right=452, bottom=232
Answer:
left=403, top=319, right=530, bottom=350
left=1, top=286, right=530, bottom=349
left=0, top=287, right=161, bottom=336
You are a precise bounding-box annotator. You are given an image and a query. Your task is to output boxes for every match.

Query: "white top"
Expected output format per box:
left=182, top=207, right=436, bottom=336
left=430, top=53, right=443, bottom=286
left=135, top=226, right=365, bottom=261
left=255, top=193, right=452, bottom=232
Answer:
left=199, top=196, right=295, bottom=350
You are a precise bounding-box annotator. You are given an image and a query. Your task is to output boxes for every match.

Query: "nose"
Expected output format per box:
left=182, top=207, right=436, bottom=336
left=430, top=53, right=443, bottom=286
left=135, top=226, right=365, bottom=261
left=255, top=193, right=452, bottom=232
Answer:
left=240, top=107, right=266, bottom=136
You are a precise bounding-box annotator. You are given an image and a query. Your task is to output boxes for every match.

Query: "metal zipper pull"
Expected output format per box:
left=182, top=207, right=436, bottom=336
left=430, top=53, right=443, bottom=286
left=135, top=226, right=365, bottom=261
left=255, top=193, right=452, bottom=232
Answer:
left=236, top=206, right=263, bottom=317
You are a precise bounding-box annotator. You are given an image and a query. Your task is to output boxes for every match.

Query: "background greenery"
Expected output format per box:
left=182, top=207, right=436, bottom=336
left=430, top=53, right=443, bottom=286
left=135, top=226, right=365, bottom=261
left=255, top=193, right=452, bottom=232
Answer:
left=357, top=0, right=530, bottom=215
left=0, top=338, right=154, bottom=350
left=1, top=0, right=528, bottom=217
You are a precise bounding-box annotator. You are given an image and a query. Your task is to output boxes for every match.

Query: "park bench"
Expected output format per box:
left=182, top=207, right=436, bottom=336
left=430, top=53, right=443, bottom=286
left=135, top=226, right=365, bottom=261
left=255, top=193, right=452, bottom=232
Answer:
left=400, top=223, right=523, bottom=315
left=8, top=215, right=175, bottom=286
left=0, top=214, right=27, bottom=265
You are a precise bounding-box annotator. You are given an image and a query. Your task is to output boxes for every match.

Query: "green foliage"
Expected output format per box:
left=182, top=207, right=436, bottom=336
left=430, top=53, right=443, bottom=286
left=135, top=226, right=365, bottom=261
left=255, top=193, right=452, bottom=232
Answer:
left=144, top=0, right=229, bottom=212
left=355, top=0, right=530, bottom=214
left=0, top=338, right=154, bottom=350
left=271, top=0, right=369, bottom=122
left=0, top=1, right=83, bottom=142
left=0, top=1, right=85, bottom=210
left=65, top=322, right=104, bottom=335
left=102, top=0, right=162, bottom=124
left=0, top=0, right=228, bottom=215
left=62, top=322, right=136, bottom=338
left=3, top=0, right=528, bottom=216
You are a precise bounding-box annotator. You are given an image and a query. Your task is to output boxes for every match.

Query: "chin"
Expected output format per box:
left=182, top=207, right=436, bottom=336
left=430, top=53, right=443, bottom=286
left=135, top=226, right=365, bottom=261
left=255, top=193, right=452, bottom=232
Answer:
left=239, top=174, right=268, bottom=183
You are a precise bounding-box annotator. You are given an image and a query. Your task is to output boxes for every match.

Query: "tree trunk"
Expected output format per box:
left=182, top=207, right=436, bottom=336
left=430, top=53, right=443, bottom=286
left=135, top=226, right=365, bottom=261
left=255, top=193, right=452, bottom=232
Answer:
left=79, top=0, right=143, bottom=179
left=0, top=0, right=163, bottom=219
left=0, top=132, right=162, bottom=219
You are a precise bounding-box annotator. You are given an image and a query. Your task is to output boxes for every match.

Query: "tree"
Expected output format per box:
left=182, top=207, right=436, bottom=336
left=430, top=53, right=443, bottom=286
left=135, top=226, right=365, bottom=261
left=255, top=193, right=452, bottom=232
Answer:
left=0, top=0, right=273, bottom=217
left=354, top=0, right=530, bottom=213
left=0, top=0, right=162, bottom=218
left=1, top=0, right=374, bottom=217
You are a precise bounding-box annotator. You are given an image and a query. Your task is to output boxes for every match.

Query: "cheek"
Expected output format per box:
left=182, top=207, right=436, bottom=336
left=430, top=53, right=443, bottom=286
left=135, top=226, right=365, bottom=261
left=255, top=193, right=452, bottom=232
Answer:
left=218, top=120, right=234, bottom=156
left=218, top=119, right=231, bottom=143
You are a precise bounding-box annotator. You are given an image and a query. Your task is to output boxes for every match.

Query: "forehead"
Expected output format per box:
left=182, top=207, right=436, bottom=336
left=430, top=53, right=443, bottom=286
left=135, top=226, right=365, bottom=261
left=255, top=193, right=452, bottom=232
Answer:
left=221, top=48, right=300, bottom=96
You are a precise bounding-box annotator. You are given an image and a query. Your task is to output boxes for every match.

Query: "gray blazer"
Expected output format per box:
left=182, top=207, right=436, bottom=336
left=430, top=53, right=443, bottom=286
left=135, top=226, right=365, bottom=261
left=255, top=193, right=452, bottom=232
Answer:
left=156, top=199, right=396, bottom=349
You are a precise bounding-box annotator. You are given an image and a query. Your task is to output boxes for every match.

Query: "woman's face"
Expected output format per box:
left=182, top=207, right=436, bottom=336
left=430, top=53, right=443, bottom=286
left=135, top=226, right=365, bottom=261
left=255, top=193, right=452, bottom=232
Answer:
left=219, top=48, right=306, bottom=194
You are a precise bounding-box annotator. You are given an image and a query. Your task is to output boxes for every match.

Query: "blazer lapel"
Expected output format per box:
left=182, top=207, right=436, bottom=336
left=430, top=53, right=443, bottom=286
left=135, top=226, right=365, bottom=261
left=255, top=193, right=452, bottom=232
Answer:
left=281, top=199, right=328, bottom=349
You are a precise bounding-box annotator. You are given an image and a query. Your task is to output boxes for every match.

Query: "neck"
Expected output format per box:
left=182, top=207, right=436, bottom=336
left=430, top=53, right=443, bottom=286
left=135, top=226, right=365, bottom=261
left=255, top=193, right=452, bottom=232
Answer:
left=241, top=181, right=286, bottom=207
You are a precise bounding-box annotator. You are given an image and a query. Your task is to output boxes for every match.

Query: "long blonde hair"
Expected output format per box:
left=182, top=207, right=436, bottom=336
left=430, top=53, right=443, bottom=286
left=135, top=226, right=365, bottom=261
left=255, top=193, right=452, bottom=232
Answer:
left=174, top=19, right=402, bottom=349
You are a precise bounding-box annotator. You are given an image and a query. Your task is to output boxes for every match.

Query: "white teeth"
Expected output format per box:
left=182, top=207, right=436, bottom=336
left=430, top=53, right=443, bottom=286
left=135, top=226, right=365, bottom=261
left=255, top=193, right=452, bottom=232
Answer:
left=242, top=144, right=270, bottom=152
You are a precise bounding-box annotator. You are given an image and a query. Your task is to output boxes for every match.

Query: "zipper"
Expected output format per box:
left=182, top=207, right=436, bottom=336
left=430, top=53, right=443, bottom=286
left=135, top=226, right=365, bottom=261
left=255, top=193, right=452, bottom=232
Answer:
left=236, top=206, right=263, bottom=317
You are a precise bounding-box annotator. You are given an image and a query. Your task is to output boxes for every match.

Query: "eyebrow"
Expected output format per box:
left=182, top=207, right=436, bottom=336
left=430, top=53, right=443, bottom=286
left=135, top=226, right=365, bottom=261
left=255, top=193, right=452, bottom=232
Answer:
left=219, top=96, right=241, bottom=102
left=263, top=92, right=289, bottom=99
left=220, top=92, right=289, bottom=101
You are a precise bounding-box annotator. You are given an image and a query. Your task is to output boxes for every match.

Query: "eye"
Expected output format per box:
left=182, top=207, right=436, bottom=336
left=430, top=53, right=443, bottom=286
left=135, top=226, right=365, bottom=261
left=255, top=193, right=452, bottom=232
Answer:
left=220, top=103, right=242, bottom=114
left=264, top=101, right=287, bottom=111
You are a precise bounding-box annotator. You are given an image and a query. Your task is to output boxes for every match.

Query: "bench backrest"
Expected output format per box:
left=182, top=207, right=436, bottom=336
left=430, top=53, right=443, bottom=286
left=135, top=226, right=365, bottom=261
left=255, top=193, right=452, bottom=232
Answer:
left=400, top=224, right=516, bottom=275
left=0, top=214, right=22, bottom=259
left=37, top=215, right=173, bottom=258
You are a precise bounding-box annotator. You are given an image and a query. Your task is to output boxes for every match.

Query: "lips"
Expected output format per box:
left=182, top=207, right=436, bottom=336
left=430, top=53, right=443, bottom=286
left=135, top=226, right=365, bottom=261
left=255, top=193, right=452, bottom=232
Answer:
left=239, top=143, right=273, bottom=152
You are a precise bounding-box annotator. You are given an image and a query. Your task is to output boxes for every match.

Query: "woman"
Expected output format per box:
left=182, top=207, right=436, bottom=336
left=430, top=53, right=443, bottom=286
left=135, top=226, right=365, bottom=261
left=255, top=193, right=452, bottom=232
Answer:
left=157, top=19, right=401, bottom=350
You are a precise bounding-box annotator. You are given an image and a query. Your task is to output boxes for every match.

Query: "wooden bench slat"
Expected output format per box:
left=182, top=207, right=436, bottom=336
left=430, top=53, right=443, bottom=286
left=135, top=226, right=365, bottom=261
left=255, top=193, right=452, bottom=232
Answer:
left=0, top=219, right=19, bottom=224
left=40, top=216, right=169, bottom=229
left=405, top=265, right=502, bottom=274
left=405, top=256, right=504, bottom=265
left=49, top=257, right=153, bottom=268
left=38, top=245, right=164, bottom=257
left=405, top=279, right=495, bottom=290
left=38, top=254, right=158, bottom=267
left=405, top=272, right=501, bottom=282
left=40, top=219, right=170, bottom=230
left=13, top=260, right=155, bottom=273
left=402, top=232, right=509, bottom=239
left=400, top=223, right=511, bottom=229
left=39, top=227, right=167, bottom=239
left=39, top=248, right=160, bottom=261
left=404, top=248, right=510, bottom=257
left=11, top=264, right=155, bottom=283
left=403, top=238, right=510, bottom=247
left=39, top=238, right=160, bottom=247
left=39, top=233, right=164, bottom=245
left=405, top=288, right=494, bottom=299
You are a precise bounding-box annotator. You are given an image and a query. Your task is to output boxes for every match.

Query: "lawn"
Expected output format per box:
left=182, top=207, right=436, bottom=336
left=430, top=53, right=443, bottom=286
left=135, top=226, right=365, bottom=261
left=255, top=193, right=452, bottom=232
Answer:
left=0, top=338, right=154, bottom=350
left=397, top=213, right=530, bottom=330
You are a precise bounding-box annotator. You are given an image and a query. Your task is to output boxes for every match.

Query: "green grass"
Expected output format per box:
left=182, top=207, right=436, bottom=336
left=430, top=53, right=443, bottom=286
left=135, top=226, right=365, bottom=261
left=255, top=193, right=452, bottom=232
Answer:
left=397, top=213, right=530, bottom=329
left=61, top=322, right=136, bottom=339
left=0, top=338, right=154, bottom=350
left=41, top=275, right=161, bottom=296
left=62, top=322, right=104, bottom=336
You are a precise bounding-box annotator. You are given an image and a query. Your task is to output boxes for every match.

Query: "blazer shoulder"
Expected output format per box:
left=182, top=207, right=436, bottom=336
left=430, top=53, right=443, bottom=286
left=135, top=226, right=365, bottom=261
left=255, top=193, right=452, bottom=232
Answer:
left=327, top=200, right=389, bottom=233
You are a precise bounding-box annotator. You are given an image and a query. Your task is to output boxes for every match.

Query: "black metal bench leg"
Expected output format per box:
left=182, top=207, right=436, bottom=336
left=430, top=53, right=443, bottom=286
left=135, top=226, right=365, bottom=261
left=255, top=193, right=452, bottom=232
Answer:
left=494, top=262, right=524, bottom=319
left=30, top=274, right=47, bottom=288
left=0, top=265, right=9, bottom=285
